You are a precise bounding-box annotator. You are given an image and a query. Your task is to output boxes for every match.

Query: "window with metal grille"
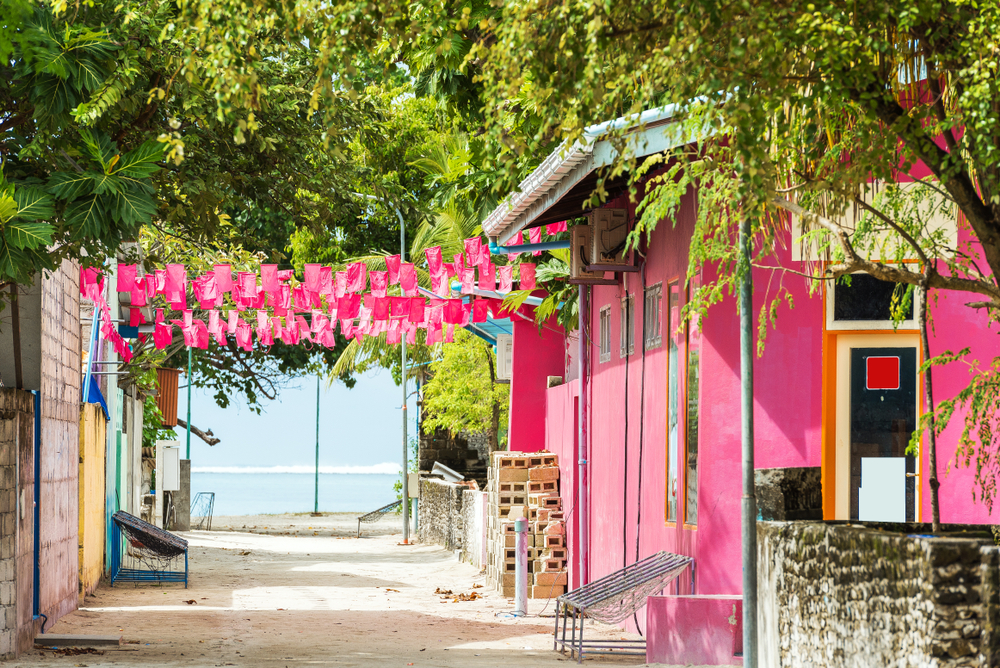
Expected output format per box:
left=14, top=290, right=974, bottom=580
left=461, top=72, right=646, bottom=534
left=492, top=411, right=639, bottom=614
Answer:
left=620, top=294, right=634, bottom=358
left=599, top=306, right=611, bottom=363
left=644, top=283, right=662, bottom=349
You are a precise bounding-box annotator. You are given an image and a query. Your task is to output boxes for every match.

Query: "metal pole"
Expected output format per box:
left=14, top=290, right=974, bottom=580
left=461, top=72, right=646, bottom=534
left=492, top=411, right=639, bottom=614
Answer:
left=185, top=347, right=192, bottom=459
left=354, top=191, right=410, bottom=543
left=577, top=285, right=590, bottom=588
left=514, top=517, right=528, bottom=615
left=315, top=374, right=320, bottom=514
left=739, top=216, right=757, bottom=667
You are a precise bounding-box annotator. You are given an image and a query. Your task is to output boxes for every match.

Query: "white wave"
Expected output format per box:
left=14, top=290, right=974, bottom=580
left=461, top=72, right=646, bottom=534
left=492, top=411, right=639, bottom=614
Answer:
left=191, top=463, right=401, bottom=475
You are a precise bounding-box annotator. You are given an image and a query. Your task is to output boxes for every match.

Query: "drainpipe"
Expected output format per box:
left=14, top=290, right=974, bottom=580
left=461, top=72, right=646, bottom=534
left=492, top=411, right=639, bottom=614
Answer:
left=739, top=217, right=757, bottom=666
left=577, top=285, right=590, bottom=587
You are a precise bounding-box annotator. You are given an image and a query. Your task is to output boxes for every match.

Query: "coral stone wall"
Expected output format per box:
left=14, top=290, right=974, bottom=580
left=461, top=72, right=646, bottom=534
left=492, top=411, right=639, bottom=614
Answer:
left=759, top=521, right=997, bottom=668
left=417, top=478, right=465, bottom=551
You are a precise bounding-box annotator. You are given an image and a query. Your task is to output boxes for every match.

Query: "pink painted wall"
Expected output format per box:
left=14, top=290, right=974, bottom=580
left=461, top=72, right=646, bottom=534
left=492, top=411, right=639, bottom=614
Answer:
left=646, top=595, right=742, bottom=666
left=544, top=380, right=579, bottom=588
left=509, top=317, right=565, bottom=452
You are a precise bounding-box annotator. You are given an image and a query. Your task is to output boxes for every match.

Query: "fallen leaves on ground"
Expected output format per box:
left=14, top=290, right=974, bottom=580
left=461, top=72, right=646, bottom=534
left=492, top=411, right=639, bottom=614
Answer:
left=434, top=588, right=453, bottom=595
left=451, top=592, right=482, bottom=602
left=238, top=550, right=252, bottom=556
left=472, top=584, right=483, bottom=589
left=385, top=588, right=400, bottom=593
left=183, top=600, right=197, bottom=605
left=34, top=647, right=105, bottom=656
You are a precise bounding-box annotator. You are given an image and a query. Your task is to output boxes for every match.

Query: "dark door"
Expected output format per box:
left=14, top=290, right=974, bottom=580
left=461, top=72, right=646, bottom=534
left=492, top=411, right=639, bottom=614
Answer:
left=850, top=347, right=917, bottom=521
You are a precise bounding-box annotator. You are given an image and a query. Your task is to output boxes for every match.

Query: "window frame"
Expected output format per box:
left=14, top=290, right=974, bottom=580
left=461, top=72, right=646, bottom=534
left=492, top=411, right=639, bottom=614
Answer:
left=664, top=280, right=682, bottom=525
left=598, top=305, right=612, bottom=363
left=643, top=282, right=663, bottom=350
left=683, top=275, right=701, bottom=528
left=619, top=293, right=634, bottom=358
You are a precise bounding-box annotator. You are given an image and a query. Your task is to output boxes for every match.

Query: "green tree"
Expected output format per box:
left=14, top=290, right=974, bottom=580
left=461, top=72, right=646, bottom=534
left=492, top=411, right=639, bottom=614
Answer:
left=421, top=328, right=508, bottom=452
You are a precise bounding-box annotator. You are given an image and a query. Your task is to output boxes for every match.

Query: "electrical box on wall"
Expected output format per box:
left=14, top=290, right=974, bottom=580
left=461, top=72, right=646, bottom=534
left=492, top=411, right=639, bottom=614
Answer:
left=569, top=225, right=606, bottom=283
left=496, top=333, right=513, bottom=382
left=588, top=208, right=629, bottom=266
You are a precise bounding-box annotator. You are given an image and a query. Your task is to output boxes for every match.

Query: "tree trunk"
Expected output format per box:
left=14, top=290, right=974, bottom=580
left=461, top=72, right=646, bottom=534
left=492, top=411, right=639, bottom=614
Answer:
left=920, top=270, right=942, bottom=532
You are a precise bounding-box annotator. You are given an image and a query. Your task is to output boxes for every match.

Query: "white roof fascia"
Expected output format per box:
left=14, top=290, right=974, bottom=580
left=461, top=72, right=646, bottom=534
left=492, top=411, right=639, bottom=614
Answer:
left=484, top=104, right=692, bottom=244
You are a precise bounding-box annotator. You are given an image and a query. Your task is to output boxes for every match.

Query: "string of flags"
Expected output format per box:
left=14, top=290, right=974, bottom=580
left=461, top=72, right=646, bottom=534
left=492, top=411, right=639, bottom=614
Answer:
left=79, top=223, right=568, bottom=362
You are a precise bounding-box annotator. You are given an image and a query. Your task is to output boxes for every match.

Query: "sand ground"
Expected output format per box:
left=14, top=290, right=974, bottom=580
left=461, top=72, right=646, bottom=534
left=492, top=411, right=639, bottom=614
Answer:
left=12, top=513, right=695, bottom=667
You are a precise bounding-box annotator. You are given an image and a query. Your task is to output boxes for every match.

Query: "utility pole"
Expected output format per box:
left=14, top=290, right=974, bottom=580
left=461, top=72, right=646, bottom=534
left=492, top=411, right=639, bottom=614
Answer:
left=353, top=192, right=409, bottom=543
left=314, top=374, right=321, bottom=515
left=186, top=347, right=192, bottom=459
left=739, top=216, right=757, bottom=667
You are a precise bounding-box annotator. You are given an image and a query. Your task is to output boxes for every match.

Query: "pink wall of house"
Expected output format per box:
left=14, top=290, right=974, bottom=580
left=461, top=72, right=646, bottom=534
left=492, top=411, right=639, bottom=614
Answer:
left=544, top=380, right=579, bottom=588
left=509, top=316, right=565, bottom=452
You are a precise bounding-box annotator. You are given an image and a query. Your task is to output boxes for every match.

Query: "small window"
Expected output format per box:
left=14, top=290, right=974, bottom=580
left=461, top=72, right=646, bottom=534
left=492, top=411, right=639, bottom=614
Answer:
left=643, top=283, right=662, bottom=349
left=620, top=294, right=634, bottom=358
left=598, top=306, right=611, bottom=363
left=685, top=276, right=701, bottom=526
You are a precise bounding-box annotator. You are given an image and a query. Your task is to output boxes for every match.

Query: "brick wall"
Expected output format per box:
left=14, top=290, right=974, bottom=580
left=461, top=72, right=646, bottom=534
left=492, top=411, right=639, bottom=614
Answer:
left=38, top=260, right=81, bottom=625
left=0, top=389, right=35, bottom=658
left=759, top=521, right=998, bottom=667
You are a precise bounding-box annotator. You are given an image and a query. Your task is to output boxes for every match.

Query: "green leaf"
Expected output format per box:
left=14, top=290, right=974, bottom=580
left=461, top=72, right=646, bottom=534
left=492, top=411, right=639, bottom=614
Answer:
left=110, top=182, right=158, bottom=226
left=77, top=128, right=116, bottom=169
left=48, top=171, right=99, bottom=200
left=13, top=186, right=54, bottom=220
left=5, top=220, right=53, bottom=250
left=0, top=238, right=28, bottom=281
left=113, top=140, right=165, bottom=178
left=0, top=193, right=16, bottom=224
left=63, top=194, right=108, bottom=237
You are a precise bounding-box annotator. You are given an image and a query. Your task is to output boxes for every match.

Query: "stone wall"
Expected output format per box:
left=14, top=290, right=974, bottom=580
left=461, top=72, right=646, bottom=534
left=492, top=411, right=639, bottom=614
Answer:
left=38, top=259, right=81, bottom=625
left=759, top=521, right=997, bottom=668
left=78, top=404, right=106, bottom=598
left=0, top=389, right=35, bottom=659
left=418, top=478, right=465, bottom=551
left=755, top=467, right=822, bottom=521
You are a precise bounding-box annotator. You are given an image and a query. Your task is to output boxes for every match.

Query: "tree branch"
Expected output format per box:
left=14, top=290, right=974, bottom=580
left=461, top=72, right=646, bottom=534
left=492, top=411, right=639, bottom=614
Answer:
left=175, top=418, right=220, bottom=446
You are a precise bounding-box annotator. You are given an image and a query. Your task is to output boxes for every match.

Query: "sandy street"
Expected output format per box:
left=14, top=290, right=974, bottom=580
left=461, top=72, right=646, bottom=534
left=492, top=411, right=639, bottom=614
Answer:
left=11, top=513, right=684, bottom=668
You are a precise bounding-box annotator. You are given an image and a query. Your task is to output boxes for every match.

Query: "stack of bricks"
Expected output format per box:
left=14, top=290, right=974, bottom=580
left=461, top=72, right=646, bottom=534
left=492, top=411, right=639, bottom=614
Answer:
left=485, top=451, right=569, bottom=599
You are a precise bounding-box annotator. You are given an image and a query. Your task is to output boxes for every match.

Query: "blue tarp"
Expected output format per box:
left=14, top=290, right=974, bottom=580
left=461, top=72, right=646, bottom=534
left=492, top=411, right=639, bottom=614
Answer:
left=83, top=375, right=110, bottom=421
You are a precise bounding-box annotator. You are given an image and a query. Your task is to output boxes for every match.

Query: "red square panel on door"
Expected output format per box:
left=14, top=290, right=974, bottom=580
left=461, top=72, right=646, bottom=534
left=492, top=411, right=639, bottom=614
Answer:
left=866, top=356, right=900, bottom=390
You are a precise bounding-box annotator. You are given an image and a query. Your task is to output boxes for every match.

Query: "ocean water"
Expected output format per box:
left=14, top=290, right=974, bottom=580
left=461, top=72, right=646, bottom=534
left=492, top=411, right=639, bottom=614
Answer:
left=191, top=465, right=401, bottom=517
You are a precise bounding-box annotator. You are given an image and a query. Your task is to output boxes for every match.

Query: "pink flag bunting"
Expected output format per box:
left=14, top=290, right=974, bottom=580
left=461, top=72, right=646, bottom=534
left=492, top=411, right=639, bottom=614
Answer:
left=385, top=255, right=401, bottom=285
left=399, top=263, right=417, bottom=296
left=520, top=263, right=536, bottom=290
left=498, top=265, right=513, bottom=293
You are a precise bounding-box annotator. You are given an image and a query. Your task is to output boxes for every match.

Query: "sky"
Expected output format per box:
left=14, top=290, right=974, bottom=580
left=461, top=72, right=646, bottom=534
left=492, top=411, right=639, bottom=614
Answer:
left=169, top=368, right=417, bottom=472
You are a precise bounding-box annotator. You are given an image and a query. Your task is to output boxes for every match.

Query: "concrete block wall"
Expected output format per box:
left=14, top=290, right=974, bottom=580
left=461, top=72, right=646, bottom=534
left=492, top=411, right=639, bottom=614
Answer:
left=759, top=521, right=997, bottom=668
left=0, top=389, right=36, bottom=659
left=460, top=490, right=486, bottom=569
left=38, top=259, right=81, bottom=625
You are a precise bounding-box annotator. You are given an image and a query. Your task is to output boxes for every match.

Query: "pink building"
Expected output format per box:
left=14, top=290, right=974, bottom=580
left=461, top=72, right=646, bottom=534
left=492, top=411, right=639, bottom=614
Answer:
left=482, top=109, right=999, bottom=665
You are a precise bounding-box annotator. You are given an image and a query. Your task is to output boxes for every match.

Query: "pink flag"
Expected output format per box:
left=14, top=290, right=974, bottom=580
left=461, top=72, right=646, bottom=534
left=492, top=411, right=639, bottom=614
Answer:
left=373, top=297, right=390, bottom=321
left=444, top=299, right=464, bottom=325
left=227, top=309, right=239, bottom=334
left=546, top=221, right=568, bottom=235
left=129, top=308, right=145, bottom=327
left=385, top=255, right=401, bottom=285
left=370, top=270, right=388, bottom=298
left=165, top=263, right=187, bottom=298
left=425, top=246, right=443, bottom=275
left=341, top=319, right=355, bottom=338
left=387, top=319, right=401, bottom=344
left=346, top=262, right=366, bottom=293
left=214, top=264, right=233, bottom=293
left=464, top=238, right=482, bottom=267
left=261, top=264, right=279, bottom=293
left=473, top=300, right=488, bottom=323
left=460, top=267, right=475, bottom=294
left=277, top=269, right=294, bottom=282
left=130, top=285, right=147, bottom=307
left=335, top=271, right=347, bottom=299
left=529, top=227, right=543, bottom=256
left=399, top=263, right=417, bottom=296
left=445, top=323, right=455, bottom=343
left=505, top=230, right=522, bottom=258
left=480, top=262, right=496, bottom=292
left=116, top=264, right=137, bottom=292
left=453, top=253, right=465, bottom=272
left=444, top=262, right=457, bottom=279
left=154, top=321, right=172, bottom=350
left=430, top=271, right=446, bottom=296
left=406, top=327, right=417, bottom=345
left=520, top=263, right=536, bottom=290
left=235, top=321, right=252, bottom=350
left=408, top=298, right=425, bottom=324
left=304, top=264, right=321, bottom=293
left=498, top=265, right=513, bottom=292
left=390, top=297, right=409, bottom=317
left=461, top=303, right=472, bottom=327
left=319, top=266, right=333, bottom=296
